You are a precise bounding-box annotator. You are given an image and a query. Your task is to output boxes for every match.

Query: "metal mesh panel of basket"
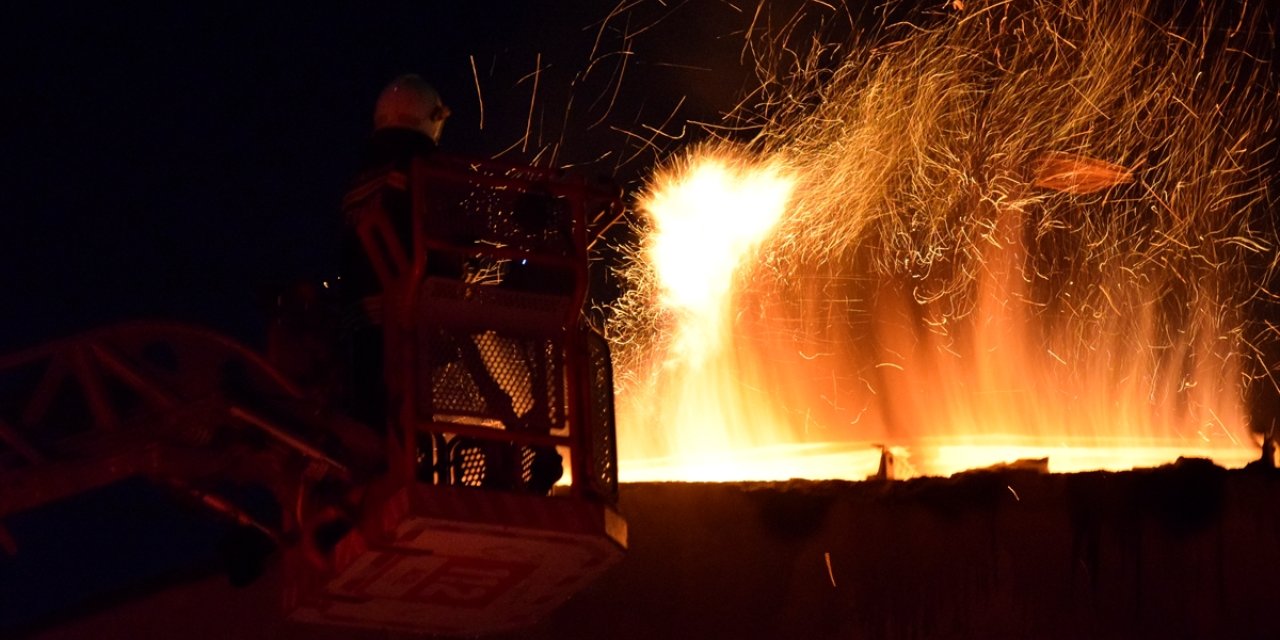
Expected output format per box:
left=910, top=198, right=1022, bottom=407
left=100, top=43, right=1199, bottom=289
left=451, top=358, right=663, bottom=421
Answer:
left=422, top=328, right=564, bottom=431
left=425, top=180, right=576, bottom=257
left=447, top=439, right=554, bottom=492
left=585, top=330, right=618, bottom=502
left=453, top=440, right=490, bottom=487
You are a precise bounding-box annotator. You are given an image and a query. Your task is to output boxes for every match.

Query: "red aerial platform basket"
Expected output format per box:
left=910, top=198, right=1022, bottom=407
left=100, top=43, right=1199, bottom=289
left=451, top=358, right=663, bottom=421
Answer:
left=285, top=152, right=627, bottom=635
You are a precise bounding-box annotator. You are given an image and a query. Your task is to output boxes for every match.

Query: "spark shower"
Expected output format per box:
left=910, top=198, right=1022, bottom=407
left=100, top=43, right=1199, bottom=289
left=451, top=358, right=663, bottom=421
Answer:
left=610, top=0, right=1278, bottom=481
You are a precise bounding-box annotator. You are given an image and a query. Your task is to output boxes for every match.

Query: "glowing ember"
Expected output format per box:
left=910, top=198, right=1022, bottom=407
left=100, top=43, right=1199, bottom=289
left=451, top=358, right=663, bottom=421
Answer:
left=610, top=0, right=1275, bottom=481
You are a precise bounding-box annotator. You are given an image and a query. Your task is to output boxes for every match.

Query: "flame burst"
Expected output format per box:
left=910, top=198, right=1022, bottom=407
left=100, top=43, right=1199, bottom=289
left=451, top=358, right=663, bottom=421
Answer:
left=611, top=0, right=1278, bottom=481
left=624, top=150, right=804, bottom=480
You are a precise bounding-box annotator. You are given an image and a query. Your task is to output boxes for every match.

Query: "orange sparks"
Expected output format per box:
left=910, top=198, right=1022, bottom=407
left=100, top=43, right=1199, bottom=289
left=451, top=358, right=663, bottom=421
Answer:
left=611, top=0, right=1274, bottom=482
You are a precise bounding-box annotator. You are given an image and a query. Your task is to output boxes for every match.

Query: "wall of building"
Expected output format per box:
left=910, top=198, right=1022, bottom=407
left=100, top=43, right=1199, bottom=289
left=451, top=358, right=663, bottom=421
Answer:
left=28, top=462, right=1280, bottom=639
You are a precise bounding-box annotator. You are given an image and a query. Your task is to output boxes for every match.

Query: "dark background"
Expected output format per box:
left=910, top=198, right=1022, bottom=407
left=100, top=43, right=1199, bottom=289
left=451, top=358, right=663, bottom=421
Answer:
left=1, top=1, right=806, bottom=354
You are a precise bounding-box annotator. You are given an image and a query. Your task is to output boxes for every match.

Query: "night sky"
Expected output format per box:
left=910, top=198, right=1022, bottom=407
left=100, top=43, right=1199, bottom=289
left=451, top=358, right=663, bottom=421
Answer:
left=3, top=1, right=783, bottom=354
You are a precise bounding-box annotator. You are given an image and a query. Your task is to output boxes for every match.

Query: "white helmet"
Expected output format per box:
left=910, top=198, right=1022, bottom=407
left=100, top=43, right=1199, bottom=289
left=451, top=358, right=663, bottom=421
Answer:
left=373, top=74, right=450, bottom=143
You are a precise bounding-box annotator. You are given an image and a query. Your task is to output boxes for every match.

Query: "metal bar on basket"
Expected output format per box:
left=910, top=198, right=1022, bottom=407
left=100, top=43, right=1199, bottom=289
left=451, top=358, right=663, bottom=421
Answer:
left=417, top=420, right=572, bottom=449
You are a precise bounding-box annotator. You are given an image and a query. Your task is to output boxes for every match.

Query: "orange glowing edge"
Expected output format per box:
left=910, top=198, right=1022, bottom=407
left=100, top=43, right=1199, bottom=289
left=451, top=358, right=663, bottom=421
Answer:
left=617, top=437, right=1259, bottom=483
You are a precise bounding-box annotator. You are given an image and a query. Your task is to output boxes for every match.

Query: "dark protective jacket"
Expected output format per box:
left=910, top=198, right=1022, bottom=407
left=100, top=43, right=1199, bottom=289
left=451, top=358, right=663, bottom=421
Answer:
left=340, top=126, right=438, bottom=318
left=339, top=127, right=435, bottom=429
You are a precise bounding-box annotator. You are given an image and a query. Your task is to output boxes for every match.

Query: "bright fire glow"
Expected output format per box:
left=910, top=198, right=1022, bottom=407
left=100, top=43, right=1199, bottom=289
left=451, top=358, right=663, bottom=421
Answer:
left=646, top=154, right=794, bottom=358
left=622, top=151, right=803, bottom=481
left=610, top=0, right=1275, bottom=481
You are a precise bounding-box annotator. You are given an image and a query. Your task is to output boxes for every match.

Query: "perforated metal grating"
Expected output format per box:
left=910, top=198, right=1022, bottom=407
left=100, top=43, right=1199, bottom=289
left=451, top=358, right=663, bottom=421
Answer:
left=454, top=441, right=489, bottom=487
left=444, top=438, right=558, bottom=492
left=421, top=329, right=564, bottom=430
left=585, top=330, right=618, bottom=502
left=423, top=180, right=577, bottom=257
